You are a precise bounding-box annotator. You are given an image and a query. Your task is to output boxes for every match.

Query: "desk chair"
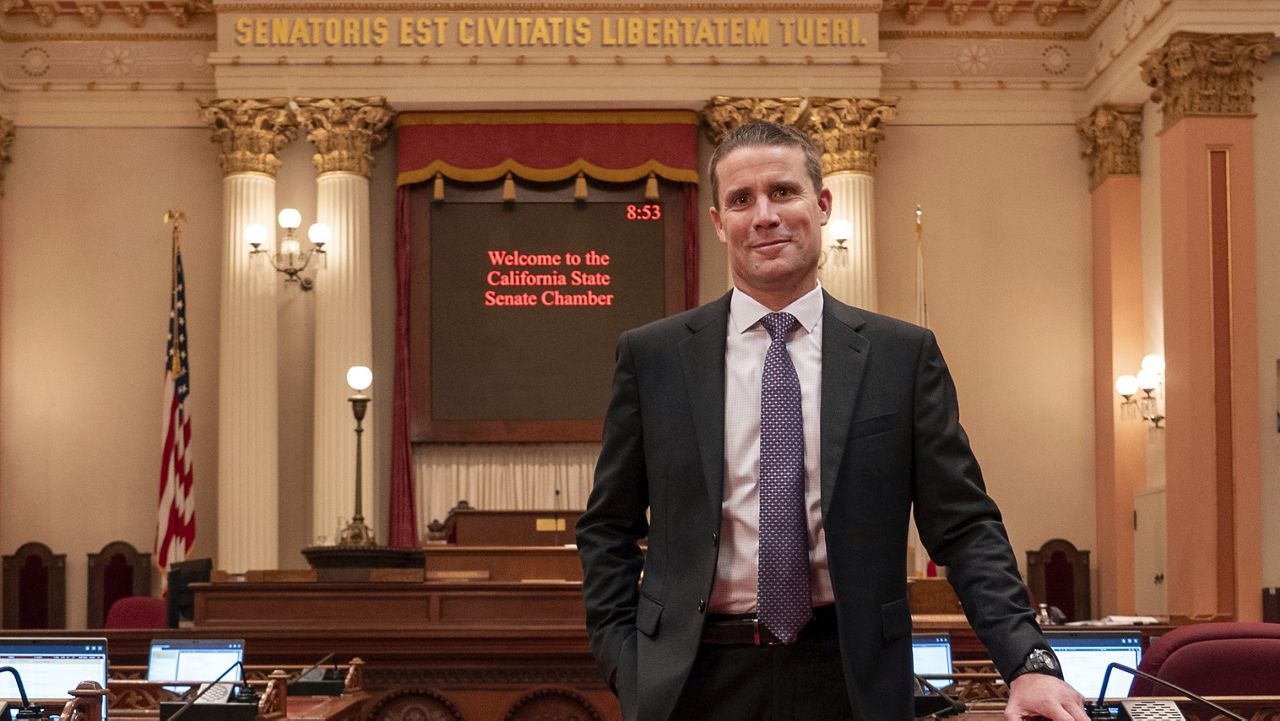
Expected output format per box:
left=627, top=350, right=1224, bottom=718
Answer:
left=1130, top=622, right=1280, bottom=695
left=105, top=596, right=169, bottom=629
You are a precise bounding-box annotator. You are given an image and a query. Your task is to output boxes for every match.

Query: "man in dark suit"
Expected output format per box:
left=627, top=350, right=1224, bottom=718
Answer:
left=576, top=120, right=1087, bottom=721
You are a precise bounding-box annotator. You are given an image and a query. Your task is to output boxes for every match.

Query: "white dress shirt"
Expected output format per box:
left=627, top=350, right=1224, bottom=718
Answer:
left=708, top=283, right=834, bottom=613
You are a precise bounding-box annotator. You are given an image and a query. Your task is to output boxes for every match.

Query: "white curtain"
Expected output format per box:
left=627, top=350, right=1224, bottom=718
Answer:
left=413, top=443, right=601, bottom=530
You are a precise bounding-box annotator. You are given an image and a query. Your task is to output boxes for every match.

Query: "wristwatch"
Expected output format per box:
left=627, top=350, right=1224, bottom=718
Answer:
left=1009, top=648, right=1063, bottom=682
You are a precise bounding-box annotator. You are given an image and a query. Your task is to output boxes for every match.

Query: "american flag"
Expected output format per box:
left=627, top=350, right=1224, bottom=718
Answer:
left=157, top=236, right=195, bottom=572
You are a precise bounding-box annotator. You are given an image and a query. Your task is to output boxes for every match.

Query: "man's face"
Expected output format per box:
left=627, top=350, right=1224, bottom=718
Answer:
left=710, top=144, right=831, bottom=308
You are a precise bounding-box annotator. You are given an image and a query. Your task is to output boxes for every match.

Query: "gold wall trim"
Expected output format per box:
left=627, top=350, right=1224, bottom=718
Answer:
left=0, top=31, right=216, bottom=41
left=398, top=110, right=700, bottom=127
left=880, top=29, right=1082, bottom=40
left=218, top=3, right=881, bottom=13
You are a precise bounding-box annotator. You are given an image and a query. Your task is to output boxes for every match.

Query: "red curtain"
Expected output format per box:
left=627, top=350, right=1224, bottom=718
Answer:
left=397, top=110, right=699, bottom=186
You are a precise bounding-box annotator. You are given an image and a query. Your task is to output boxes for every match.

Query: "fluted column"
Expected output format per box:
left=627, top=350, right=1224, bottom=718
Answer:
left=1140, top=32, right=1271, bottom=620
left=807, top=98, right=895, bottom=311
left=1077, top=104, right=1145, bottom=616
left=294, top=97, right=393, bottom=544
left=702, top=96, right=895, bottom=310
left=199, top=98, right=298, bottom=573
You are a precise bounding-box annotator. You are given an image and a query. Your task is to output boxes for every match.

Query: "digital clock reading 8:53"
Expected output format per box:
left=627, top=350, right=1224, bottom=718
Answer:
left=625, top=203, right=662, bottom=221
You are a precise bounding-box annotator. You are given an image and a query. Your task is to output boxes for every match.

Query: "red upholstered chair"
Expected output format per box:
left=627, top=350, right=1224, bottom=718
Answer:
left=86, top=540, right=151, bottom=627
left=1129, top=622, right=1280, bottom=696
left=104, top=595, right=168, bottom=629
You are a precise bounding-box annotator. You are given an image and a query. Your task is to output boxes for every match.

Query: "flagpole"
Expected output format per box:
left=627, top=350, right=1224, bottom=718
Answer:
left=165, top=210, right=186, bottom=376
left=915, top=205, right=928, bottom=329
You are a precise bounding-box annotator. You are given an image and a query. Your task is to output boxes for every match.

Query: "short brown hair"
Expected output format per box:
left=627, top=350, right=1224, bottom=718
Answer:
left=707, top=120, right=824, bottom=209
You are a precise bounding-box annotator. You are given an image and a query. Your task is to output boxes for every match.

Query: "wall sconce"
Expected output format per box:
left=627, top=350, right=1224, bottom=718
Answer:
left=828, top=219, right=852, bottom=268
left=245, top=208, right=330, bottom=291
left=1115, top=354, right=1165, bottom=429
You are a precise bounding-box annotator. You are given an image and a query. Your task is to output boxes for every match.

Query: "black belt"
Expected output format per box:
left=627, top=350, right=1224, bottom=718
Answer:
left=701, top=605, right=838, bottom=646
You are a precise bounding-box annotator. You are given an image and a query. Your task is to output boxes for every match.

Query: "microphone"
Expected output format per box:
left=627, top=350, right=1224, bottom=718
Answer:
left=1093, top=662, right=1245, bottom=721
left=913, top=674, right=965, bottom=718
left=0, top=666, right=44, bottom=721
left=165, top=661, right=252, bottom=721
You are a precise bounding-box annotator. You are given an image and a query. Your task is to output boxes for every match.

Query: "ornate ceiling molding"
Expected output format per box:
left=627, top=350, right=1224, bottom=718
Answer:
left=1075, top=103, right=1141, bottom=189
left=1140, top=32, right=1274, bottom=131
left=1, top=0, right=212, bottom=29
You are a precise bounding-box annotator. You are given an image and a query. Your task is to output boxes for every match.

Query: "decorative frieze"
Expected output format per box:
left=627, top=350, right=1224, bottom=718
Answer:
left=1140, top=32, right=1274, bottom=131
left=1076, top=104, right=1143, bottom=190
left=806, top=97, right=898, bottom=176
left=293, top=97, right=394, bottom=177
left=701, top=95, right=808, bottom=144
left=0, top=116, right=13, bottom=195
left=198, top=97, right=298, bottom=177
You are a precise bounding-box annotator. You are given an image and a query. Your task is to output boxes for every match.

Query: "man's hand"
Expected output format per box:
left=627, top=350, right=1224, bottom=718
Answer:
left=1004, top=673, right=1090, bottom=721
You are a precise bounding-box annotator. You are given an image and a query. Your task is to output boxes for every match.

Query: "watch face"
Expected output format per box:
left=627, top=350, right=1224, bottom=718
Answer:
left=1030, top=649, right=1057, bottom=671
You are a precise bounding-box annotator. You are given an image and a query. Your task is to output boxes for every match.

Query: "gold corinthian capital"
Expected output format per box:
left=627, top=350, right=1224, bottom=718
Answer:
left=701, top=96, right=809, bottom=144
left=0, top=116, right=14, bottom=195
left=804, top=97, right=898, bottom=176
left=1140, top=32, right=1274, bottom=131
left=1076, top=104, right=1143, bottom=190
left=293, top=97, right=395, bottom=178
left=198, top=98, right=299, bottom=177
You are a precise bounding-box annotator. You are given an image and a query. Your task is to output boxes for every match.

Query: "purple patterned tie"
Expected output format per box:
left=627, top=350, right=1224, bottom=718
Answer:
left=757, top=312, right=812, bottom=644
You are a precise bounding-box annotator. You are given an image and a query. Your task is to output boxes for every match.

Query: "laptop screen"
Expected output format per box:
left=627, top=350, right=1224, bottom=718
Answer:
left=0, top=638, right=109, bottom=721
left=911, top=632, right=953, bottom=688
left=147, top=639, right=244, bottom=685
left=1046, top=631, right=1143, bottom=699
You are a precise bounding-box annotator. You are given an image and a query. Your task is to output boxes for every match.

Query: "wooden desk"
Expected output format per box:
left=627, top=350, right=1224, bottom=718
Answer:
left=193, top=580, right=584, bottom=628
left=422, top=545, right=582, bottom=582
left=442, top=508, right=582, bottom=546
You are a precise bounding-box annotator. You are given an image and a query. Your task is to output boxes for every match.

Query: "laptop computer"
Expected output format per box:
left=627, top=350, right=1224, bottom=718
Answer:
left=147, top=639, right=245, bottom=693
left=1045, top=630, right=1143, bottom=700
left=0, top=637, right=109, bottom=721
left=911, top=632, right=954, bottom=688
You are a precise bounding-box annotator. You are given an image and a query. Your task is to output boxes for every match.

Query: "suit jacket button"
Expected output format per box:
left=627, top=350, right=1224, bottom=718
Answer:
left=697, top=599, right=706, bottom=613
left=711, top=532, right=719, bottom=546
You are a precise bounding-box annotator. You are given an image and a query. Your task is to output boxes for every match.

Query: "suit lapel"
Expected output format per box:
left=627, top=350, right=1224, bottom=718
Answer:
left=820, top=293, right=870, bottom=519
left=679, top=292, right=731, bottom=523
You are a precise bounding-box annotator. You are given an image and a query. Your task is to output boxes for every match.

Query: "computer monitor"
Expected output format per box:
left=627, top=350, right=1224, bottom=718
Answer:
left=911, top=632, right=953, bottom=689
left=0, top=638, right=109, bottom=721
left=166, top=558, right=213, bottom=628
left=147, top=639, right=244, bottom=689
left=1045, top=631, right=1143, bottom=699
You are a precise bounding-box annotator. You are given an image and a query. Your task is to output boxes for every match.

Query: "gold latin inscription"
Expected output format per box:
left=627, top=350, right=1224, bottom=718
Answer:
left=232, top=14, right=865, bottom=49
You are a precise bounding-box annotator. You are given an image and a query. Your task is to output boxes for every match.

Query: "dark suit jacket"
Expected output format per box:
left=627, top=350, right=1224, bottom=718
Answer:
left=576, top=291, right=1045, bottom=721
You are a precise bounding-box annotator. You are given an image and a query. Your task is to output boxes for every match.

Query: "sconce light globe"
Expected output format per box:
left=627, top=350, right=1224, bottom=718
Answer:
left=347, top=365, right=373, bottom=392
left=1140, top=354, right=1165, bottom=376
left=308, top=223, right=332, bottom=247
left=277, top=208, right=303, bottom=230
left=1136, top=368, right=1160, bottom=392
left=1115, top=374, right=1139, bottom=398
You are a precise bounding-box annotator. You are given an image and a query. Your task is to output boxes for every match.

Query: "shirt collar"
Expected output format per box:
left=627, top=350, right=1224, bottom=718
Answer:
left=729, top=283, right=824, bottom=335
